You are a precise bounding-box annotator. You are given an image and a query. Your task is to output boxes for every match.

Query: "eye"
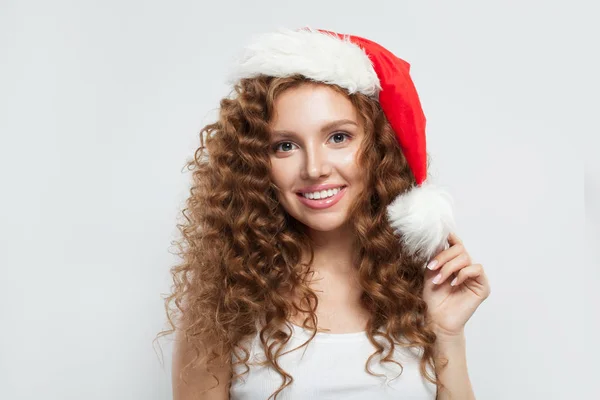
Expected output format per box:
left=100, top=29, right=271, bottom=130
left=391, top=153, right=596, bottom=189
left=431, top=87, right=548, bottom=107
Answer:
left=272, top=141, right=298, bottom=153
left=271, top=132, right=351, bottom=153
left=328, top=132, right=351, bottom=144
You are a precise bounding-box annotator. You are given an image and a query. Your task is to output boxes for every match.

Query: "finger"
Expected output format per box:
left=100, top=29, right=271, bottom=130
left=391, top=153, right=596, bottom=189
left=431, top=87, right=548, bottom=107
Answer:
left=450, top=264, right=486, bottom=288
left=448, top=232, right=463, bottom=246
left=431, top=252, right=471, bottom=285
left=426, top=240, right=467, bottom=271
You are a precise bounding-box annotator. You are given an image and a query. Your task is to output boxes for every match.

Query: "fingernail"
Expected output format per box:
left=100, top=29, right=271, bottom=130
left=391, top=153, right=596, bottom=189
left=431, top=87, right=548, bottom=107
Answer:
left=450, top=277, right=458, bottom=286
left=432, top=273, right=442, bottom=284
left=427, top=260, right=438, bottom=270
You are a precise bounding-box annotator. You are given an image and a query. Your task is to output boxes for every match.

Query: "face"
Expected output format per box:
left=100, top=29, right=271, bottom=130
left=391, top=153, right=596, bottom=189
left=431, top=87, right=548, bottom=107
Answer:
left=268, top=83, right=366, bottom=235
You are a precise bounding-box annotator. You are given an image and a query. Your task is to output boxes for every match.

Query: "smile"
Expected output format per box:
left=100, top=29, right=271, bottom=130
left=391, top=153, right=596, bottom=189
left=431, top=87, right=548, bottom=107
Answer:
left=295, top=186, right=347, bottom=209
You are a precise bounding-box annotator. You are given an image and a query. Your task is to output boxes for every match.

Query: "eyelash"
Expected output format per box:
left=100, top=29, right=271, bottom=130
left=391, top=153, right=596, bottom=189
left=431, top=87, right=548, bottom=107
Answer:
left=272, top=132, right=352, bottom=153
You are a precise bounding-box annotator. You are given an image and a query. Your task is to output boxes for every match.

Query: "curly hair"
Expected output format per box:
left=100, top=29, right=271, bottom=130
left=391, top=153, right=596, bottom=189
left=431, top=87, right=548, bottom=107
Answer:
left=156, top=75, right=446, bottom=399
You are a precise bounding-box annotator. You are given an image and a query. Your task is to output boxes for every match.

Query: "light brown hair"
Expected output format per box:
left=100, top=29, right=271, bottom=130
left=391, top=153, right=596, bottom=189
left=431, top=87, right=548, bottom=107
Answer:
left=156, top=75, right=445, bottom=399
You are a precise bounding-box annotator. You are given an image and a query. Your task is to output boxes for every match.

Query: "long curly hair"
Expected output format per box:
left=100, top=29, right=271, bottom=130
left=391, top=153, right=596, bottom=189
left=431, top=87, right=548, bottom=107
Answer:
left=157, top=75, right=446, bottom=399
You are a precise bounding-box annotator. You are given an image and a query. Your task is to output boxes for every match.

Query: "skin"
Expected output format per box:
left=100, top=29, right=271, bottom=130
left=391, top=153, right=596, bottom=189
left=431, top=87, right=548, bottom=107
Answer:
left=268, top=83, right=370, bottom=332
left=268, top=83, right=366, bottom=244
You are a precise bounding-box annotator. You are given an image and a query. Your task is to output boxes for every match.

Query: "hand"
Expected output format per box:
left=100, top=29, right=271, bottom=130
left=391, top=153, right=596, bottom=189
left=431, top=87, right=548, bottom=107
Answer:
left=422, top=233, right=491, bottom=338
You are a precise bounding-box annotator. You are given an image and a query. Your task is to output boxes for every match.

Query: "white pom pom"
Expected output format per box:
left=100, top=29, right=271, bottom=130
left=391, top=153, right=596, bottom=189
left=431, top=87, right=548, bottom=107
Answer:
left=386, top=181, right=456, bottom=262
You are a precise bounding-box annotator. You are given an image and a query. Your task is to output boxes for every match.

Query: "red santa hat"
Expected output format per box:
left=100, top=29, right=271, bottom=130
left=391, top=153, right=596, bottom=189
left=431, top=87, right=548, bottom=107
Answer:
left=228, top=27, right=455, bottom=262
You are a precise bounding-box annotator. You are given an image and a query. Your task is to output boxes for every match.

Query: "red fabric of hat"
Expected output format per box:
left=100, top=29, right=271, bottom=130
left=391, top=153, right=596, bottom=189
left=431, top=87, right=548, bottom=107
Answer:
left=316, top=29, right=427, bottom=186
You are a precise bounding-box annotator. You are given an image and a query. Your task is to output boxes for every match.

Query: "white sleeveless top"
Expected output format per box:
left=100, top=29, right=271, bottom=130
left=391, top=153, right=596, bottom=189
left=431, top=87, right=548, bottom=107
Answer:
left=230, top=322, right=437, bottom=399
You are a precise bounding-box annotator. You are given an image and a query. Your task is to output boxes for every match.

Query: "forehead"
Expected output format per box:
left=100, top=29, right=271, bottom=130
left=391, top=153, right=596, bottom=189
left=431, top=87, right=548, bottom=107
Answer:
left=270, top=84, right=359, bottom=130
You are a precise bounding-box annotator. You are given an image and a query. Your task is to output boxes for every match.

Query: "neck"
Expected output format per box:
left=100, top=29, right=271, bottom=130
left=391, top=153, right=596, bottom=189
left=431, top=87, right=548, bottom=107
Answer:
left=305, top=224, right=358, bottom=274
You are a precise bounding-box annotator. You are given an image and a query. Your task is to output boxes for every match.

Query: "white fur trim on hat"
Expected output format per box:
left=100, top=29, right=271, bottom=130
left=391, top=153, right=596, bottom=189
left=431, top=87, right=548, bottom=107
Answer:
left=386, top=181, right=456, bottom=262
left=228, top=28, right=381, bottom=96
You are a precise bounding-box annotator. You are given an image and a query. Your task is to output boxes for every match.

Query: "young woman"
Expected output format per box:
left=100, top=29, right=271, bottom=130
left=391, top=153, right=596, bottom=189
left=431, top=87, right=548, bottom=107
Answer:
left=161, top=28, right=491, bottom=400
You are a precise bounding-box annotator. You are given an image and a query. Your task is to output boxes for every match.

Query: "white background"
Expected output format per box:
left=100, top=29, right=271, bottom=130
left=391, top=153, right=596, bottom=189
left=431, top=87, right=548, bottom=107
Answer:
left=1, top=0, right=598, bottom=399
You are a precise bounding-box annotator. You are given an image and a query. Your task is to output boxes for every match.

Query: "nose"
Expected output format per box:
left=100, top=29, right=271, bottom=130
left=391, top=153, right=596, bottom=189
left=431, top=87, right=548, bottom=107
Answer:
left=300, top=144, right=332, bottom=180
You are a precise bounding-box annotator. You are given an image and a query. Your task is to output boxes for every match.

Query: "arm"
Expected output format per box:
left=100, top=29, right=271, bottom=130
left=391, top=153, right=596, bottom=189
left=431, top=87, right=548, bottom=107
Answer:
left=434, top=331, right=475, bottom=400
left=172, top=328, right=232, bottom=400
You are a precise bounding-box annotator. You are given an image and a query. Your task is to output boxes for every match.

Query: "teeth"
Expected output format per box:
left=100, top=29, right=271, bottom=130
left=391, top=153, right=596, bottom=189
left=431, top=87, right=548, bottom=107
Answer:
left=301, top=187, right=343, bottom=200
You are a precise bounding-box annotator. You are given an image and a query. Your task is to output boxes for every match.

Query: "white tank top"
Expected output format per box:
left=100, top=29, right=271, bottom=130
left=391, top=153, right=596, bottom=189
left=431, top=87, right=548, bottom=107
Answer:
left=230, top=322, right=437, bottom=399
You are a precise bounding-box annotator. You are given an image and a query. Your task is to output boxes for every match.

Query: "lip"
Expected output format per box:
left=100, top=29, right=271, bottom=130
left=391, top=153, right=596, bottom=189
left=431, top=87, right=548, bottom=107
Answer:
left=296, top=183, right=346, bottom=194
left=296, top=186, right=347, bottom=210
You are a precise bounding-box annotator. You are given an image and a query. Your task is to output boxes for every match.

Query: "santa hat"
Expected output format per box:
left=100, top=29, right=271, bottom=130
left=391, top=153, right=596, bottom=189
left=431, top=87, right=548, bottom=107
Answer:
left=228, top=27, right=455, bottom=262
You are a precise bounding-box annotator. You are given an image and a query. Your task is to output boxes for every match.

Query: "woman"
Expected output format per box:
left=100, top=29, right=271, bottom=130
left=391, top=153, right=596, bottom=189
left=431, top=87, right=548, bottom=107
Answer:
left=160, top=28, right=491, bottom=399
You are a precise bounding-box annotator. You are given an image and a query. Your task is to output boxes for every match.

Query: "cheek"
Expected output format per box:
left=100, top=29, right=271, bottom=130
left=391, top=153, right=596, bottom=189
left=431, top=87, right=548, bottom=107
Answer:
left=333, top=148, right=363, bottom=182
left=269, top=160, right=295, bottom=191
left=341, top=149, right=356, bottom=164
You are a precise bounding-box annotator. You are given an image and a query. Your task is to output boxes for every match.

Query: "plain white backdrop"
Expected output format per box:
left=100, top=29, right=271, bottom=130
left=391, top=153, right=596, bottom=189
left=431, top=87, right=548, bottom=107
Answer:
left=1, top=1, right=597, bottom=399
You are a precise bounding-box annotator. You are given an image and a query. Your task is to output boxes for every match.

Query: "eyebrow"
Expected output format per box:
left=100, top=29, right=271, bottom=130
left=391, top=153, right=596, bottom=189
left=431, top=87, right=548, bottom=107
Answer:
left=271, top=119, right=359, bottom=138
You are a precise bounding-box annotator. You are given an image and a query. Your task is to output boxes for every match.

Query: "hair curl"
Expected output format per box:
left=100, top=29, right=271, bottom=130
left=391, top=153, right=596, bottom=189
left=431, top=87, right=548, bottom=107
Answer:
left=156, top=75, right=446, bottom=399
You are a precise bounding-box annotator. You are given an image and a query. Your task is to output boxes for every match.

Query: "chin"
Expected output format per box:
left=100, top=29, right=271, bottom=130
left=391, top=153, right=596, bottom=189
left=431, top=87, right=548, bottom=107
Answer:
left=295, top=214, right=349, bottom=233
